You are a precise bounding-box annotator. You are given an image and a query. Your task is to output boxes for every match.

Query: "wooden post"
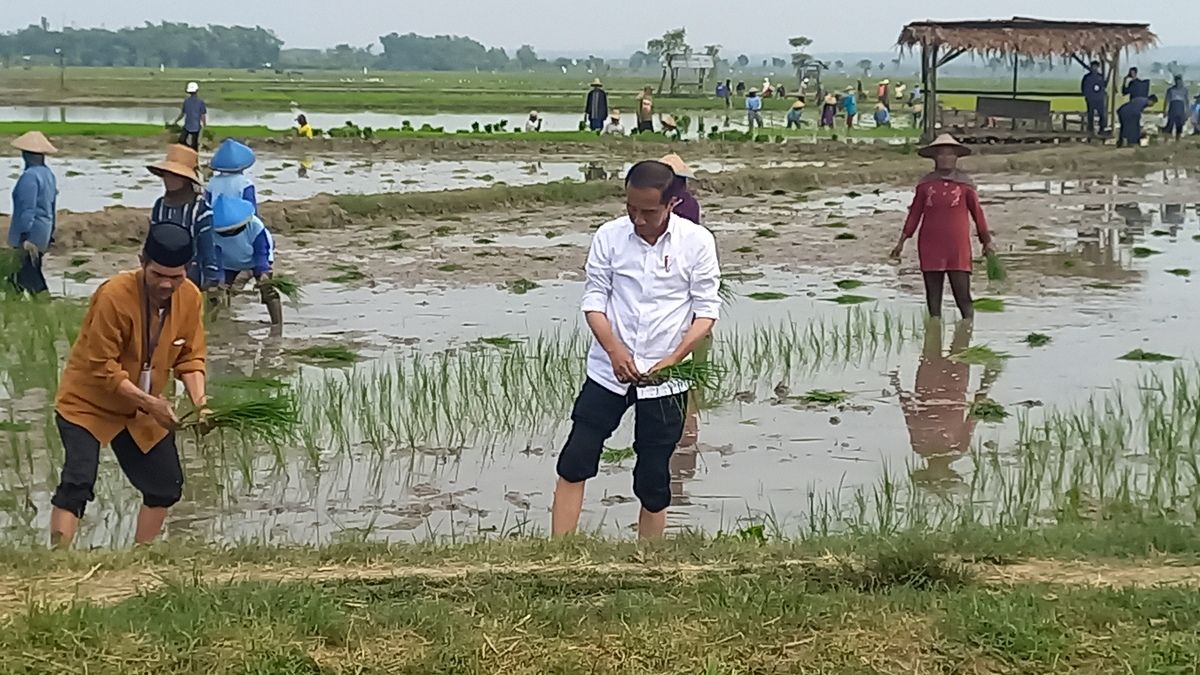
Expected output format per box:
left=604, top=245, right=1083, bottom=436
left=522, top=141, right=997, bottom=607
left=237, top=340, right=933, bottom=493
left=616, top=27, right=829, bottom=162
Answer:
left=921, top=41, right=936, bottom=142
left=928, top=43, right=940, bottom=141
left=1108, top=49, right=1120, bottom=133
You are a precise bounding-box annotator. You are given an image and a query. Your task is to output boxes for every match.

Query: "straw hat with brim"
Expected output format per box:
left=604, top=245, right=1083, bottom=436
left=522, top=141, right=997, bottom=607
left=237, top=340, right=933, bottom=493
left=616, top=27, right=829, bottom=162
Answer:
left=147, top=144, right=201, bottom=184
left=659, top=153, right=694, bottom=178
left=11, top=131, right=58, bottom=155
left=591, top=78, right=603, bottom=87
left=610, top=109, right=622, bottom=119
left=211, top=194, right=257, bottom=234
left=824, top=95, right=837, bottom=105
left=918, top=134, right=971, bottom=158
left=879, top=79, right=890, bottom=85
left=661, top=114, right=678, bottom=128
left=210, top=138, right=256, bottom=173
left=792, top=100, right=805, bottom=109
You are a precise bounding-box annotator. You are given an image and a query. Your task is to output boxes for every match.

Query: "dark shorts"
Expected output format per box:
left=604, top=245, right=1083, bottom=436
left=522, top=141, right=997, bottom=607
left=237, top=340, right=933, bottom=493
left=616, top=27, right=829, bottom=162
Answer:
left=178, top=129, right=201, bottom=150
left=636, top=120, right=654, bottom=133
left=588, top=117, right=605, bottom=131
left=51, top=413, right=184, bottom=518
left=556, top=378, right=687, bottom=513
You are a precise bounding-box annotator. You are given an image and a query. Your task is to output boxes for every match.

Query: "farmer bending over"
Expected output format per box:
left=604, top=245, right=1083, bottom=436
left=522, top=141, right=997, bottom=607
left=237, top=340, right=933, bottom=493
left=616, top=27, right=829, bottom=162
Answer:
left=552, top=160, right=721, bottom=539
left=211, top=195, right=282, bottom=327
left=50, top=224, right=208, bottom=548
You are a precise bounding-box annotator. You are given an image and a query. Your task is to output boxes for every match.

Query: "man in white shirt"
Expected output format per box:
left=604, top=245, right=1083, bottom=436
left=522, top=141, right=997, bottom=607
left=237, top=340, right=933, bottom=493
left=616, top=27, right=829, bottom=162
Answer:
left=552, top=160, right=721, bottom=539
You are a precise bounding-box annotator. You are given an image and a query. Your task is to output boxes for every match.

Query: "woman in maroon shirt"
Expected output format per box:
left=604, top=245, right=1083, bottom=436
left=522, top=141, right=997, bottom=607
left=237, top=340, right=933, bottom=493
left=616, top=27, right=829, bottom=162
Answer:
left=660, top=153, right=701, bottom=224
left=891, top=134, right=994, bottom=319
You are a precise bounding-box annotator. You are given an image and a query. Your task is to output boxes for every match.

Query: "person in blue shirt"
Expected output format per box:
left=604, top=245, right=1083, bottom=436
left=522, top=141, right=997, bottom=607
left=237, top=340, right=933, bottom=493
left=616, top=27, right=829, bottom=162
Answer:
left=147, top=144, right=218, bottom=293
left=1121, top=67, right=1150, bottom=101
left=6, top=131, right=58, bottom=294
left=745, top=89, right=764, bottom=131
left=172, top=82, right=207, bottom=150
left=1191, top=94, right=1200, bottom=136
left=842, top=88, right=859, bottom=129
left=873, top=103, right=891, bottom=128
left=1080, top=61, right=1108, bottom=136
left=1164, top=75, right=1190, bottom=141
left=211, top=195, right=282, bottom=326
left=205, top=139, right=258, bottom=211
left=1117, top=94, right=1158, bottom=147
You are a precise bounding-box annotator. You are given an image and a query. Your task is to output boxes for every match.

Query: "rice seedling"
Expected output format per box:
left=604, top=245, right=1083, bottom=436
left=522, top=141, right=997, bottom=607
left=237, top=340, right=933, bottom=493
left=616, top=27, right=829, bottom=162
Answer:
left=215, top=376, right=290, bottom=390
left=479, top=336, right=522, bottom=348
left=327, top=264, right=366, bottom=284
left=1024, top=239, right=1055, bottom=251
left=505, top=278, right=539, bottom=294
left=835, top=279, right=864, bottom=290
left=1119, top=349, right=1177, bottom=363
left=1166, top=268, right=1191, bottom=277
left=747, top=291, right=788, bottom=301
left=473, top=237, right=496, bottom=245
left=847, top=191, right=862, bottom=198
left=1023, top=333, right=1052, bottom=348
left=828, top=295, right=873, bottom=305
left=600, top=446, right=635, bottom=464
left=818, top=222, right=849, bottom=229
left=834, top=233, right=858, bottom=241
left=973, top=297, right=1005, bottom=312
left=798, top=389, right=850, bottom=406
left=950, top=345, right=1009, bottom=365
left=969, top=398, right=1008, bottom=423
left=1131, top=247, right=1160, bottom=258
left=651, top=360, right=724, bottom=392
left=431, top=225, right=455, bottom=237
left=985, top=254, right=1007, bottom=281
left=544, top=231, right=560, bottom=239
left=264, top=274, right=302, bottom=301
left=0, top=421, right=31, bottom=432
left=718, top=279, right=737, bottom=303
left=437, top=263, right=466, bottom=272
left=64, top=270, right=92, bottom=283
left=732, top=246, right=755, bottom=253
left=1193, top=234, right=1200, bottom=242
left=186, top=393, right=300, bottom=438
left=754, top=228, right=779, bottom=239
left=1087, top=281, right=1121, bottom=290
left=1150, top=229, right=1172, bottom=237
left=288, top=345, right=360, bottom=365
left=68, top=257, right=88, bottom=268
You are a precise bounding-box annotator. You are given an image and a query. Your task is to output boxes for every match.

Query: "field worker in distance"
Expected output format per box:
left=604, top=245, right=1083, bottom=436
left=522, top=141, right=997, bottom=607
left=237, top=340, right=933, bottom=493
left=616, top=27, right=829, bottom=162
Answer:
left=211, top=195, right=282, bottom=327
left=843, top=87, right=859, bottom=129
left=636, top=86, right=655, bottom=133
left=892, top=134, right=994, bottom=320
left=585, top=78, right=609, bottom=132
left=524, top=110, right=543, bottom=132
left=6, top=131, right=58, bottom=294
left=1163, top=75, right=1190, bottom=142
left=786, top=97, right=805, bottom=129
left=660, top=114, right=681, bottom=141
left=1191, top=94, right=1200, bottom=136
left=873, top=102, right=892, bottom=128
left=173, top=81, right=207, bottom=151
left=745, top=88, right=764, bottom=131
left=1117, top=94, right=1158, bottom=147
left=602, top=109, right=625, bottom=136
left=295, top=114, right=314, bottom=139
left=1080, top=60, right=1108, bottom=135
left=148, top=145, right=218, bottom=293
left=49, top=224, right=209, bottom=548
left=205, top=139, right=258, bottom=211
left=552, top=160, right=721, bottom=539
left=820, top=94, right=837, bottom=129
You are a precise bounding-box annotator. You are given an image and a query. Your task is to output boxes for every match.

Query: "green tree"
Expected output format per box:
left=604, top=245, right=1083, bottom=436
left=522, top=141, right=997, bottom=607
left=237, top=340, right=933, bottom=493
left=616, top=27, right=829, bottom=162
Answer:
left=736, top=54, right=750, bottom=68
left=789, top=36, right=813, bottom=86
left=515, top=45, right=541, bottom=70
left=856, top=59, right=873, bottom=77
left=646, top=27, right=690, bottom=94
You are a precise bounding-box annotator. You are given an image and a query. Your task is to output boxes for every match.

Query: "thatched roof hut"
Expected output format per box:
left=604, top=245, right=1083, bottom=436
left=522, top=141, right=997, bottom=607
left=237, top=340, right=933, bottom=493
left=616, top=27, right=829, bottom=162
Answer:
left=897, top=17, right=1157, bottom=58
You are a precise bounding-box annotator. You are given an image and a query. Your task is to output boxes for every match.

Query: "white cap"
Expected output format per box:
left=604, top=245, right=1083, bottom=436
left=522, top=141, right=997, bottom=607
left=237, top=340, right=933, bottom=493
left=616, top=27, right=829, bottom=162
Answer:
left=186, top=82, right=200, bottom=94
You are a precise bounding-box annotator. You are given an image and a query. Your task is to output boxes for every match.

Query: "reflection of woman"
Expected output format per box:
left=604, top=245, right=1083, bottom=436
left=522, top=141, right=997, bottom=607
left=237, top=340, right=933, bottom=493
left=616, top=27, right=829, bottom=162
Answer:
left=891, top=134, right=994, bottom=319
left=892, top=321, right=1000, bottom=486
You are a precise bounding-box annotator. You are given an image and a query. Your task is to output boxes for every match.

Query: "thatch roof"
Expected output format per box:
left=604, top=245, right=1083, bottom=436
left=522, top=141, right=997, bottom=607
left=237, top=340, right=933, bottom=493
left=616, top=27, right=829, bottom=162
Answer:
left=897, top=17, right=1157, bottom=58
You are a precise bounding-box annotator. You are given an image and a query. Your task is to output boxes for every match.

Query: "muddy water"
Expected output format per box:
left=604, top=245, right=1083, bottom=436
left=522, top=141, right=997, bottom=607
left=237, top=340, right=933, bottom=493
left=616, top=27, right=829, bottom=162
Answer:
left=5, top=168, right=1200, bottom=545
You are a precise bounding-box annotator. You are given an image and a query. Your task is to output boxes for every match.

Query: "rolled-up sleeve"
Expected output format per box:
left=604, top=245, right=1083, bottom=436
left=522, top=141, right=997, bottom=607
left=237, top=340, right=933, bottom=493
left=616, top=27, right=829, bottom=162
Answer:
left=173, top=293, right=207, bottom=376
left=82, top=289, right=134, bottom=392
left=581, top=231, right=612, bottom=314
left=689, top=230, right=721, bottom=320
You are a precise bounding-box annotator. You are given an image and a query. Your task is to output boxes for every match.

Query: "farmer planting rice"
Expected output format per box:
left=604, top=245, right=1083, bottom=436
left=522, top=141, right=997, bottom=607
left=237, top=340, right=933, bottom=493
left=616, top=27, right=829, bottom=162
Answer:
left=891, top=134, right=994, bottom=320
left=205, top=138, right=259, bottom=210
left=210, top=195, right=282, bottom=327
left=6, top=131, right=58, bottom=294
left=49, top=223, right=208, bottom=548
left=148, top=144, right=218, bottom=293
left=552, top=159, right=721, bottom=539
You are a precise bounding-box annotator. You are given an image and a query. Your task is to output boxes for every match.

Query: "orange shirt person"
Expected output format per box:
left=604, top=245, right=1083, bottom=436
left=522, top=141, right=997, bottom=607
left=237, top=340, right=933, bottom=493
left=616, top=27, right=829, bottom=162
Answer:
left=50, top=223, right=208, bottom=548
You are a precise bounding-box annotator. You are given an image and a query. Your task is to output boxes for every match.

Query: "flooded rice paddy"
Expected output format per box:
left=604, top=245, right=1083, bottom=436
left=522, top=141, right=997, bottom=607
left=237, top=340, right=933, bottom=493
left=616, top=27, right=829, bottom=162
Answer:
left=3, top=166, right=1200, bottom=546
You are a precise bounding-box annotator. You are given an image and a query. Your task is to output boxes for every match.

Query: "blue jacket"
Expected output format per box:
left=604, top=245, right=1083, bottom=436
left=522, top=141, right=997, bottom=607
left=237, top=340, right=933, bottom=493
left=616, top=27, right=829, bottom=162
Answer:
left=205, top=172, right=258, bottom=211
left=1081, top=71, right=1107, bottom=100
left=215, top=215, right=273, bottom=276
left=8, top=158, right=57, bottom=251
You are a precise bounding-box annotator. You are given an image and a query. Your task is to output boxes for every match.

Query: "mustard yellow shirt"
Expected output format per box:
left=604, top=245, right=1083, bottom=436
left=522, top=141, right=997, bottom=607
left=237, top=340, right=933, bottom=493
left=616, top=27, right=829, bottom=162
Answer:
left=55, top=270, right=206, bottom=452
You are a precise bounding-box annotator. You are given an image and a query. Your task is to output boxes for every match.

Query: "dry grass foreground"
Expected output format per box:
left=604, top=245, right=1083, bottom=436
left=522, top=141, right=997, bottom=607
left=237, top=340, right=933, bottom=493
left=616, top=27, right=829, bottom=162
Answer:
left=2, top=539, right=1200, bottom=674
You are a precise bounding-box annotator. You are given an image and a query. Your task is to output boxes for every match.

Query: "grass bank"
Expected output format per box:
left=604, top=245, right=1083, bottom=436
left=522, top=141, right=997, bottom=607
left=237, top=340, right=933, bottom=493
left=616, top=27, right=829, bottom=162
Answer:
left=3, top=521, right=1200, bottom=674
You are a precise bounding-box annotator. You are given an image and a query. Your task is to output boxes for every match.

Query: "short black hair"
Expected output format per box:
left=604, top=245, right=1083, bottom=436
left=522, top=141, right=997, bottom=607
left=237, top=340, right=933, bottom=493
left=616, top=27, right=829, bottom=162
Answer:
left=625, top=160, right=677, bottom=203
left=1090, top=60, right=1102, bottom=68
left=1148, top=94, right=1160, bottom=102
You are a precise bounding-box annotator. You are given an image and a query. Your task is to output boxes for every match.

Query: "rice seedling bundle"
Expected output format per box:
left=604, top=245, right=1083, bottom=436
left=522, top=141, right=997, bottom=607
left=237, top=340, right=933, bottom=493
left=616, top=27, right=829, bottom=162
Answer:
left=195, top=396, right=300, bottom=437
left=986, top=253, right=1007, bottom=282
left=834, top=279, right=864, bottom=290
left=265, top=274, right=303, bottom=301
left=651, top=360, right=724, bottom=392
left=973, top=297, right=1005, bottom=312
left=1119, top=349, right=1177, bottom=363
left=798, top=389, right=850, bottom=406
left=950, top=345, right=1009, bottom=365
left=969, top=398, right=1008, bottom=423
left=1022, top=333, right=1052, bottom=348
left=1166, top=268, right=1191, bottom=278
left=1131, top=247, right=1160, bottom=259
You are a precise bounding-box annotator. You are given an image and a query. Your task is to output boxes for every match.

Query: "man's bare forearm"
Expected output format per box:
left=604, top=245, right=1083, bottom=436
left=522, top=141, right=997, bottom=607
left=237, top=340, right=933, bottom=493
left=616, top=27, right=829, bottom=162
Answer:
left=670, top=318, right=716, bottom=361
left=584, top=311, right=624, bottom=355
left=180, top=372, right=207, bottom=407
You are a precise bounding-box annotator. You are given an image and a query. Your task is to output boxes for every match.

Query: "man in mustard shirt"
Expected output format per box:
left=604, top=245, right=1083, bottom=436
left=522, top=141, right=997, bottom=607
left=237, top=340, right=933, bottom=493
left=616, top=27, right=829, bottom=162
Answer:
left=50, top=224, right=208, bottom=548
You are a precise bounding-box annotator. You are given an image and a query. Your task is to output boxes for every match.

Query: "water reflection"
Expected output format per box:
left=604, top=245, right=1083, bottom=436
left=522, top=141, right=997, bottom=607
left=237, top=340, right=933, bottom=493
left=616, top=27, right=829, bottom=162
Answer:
left=894, top=321, right=1001, bottom=489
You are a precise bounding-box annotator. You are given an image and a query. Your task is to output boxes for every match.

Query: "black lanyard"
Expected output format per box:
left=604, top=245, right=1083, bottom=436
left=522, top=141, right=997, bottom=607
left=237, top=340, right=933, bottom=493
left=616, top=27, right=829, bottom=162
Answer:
left=141, top=281, right=172, bottom=370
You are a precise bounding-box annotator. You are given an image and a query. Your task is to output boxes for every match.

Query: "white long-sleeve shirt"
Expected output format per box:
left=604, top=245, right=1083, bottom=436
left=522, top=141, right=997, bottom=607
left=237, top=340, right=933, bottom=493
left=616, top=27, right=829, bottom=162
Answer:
left=581, top=214, right=721, bottom=399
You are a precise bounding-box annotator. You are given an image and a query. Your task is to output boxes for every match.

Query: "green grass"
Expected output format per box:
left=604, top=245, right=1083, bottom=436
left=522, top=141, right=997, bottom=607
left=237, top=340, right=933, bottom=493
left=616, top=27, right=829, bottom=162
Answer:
left=1166, top=268, right=1191, bottom=277
left=834, top=279, right=864, bottom=290
left=335, top=180, right=622, bottom=218
left=747, top=291, right=788, bottom=301
left=0, top=420, right=32, bottom=432
left=828, top=294, right=873, bottom=305
left=1132, top=247, right=1161, bottom=258
left=973, top=297, right=1006, bottom=312
left=288, top=345, right=360, bottom=365
left=1119, top=349, right=1177, bottom=363
left=1023, top=333, right=1052, bottom=348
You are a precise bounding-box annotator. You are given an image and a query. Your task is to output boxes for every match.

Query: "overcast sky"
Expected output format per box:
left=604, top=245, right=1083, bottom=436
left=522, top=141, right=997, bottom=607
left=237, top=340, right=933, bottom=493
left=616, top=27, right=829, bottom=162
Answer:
left=0, top=1, right=1186, bottom=54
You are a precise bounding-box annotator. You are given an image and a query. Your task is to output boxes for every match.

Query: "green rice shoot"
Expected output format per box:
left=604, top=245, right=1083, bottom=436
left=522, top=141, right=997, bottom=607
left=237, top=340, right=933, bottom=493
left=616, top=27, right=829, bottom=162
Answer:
left=288, top=345, right=360, bottom=364
left=600, top=446, right=635, bottom=464
left=1119, top=349, right=1177, bottom=363
left=1023, top=333, right=1052, bottom=348
left=1132, top=247, right=1160, bottom=258
left=651, top=360, right=724, bottom=392
left=970, top=398, right=1009, bottom=423
left=265, top=274, right=303, bottom=301
left=192, top=393, right=300, bottom=437
left=834, top=279, right=864, bottom=290
left=828, top=294, right=873, bottom=305
left=986, top=253, right=1007, bottom=281
left=747, top=291, right=788, bottom=301
left=950, top=345, right=1010, bottom=365
left=973, top=297, right=1005, bottom=312
left=1166, top=268, right=1191, bottom=278
left=798, top=389, right=850, bottom=406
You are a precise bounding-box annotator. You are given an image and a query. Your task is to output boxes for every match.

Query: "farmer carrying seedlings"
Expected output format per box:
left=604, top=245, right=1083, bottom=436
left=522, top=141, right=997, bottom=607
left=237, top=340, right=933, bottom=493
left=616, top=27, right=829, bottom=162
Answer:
left=6, top=131, right=58, bottom=294
left=891, top=134, right=994, bottom=320
left=147, top=144, right=219, bottom=295
left=172, top=81, right=207, bottom=150
left=552, top=160, right=721, bottom=539
left=205, top=138, right=258, bottom=211
left=585, top=78, right=609, bottom=132
left=49, top=224, right=208, bottom=548
left=210, top=195, right=282, bottom=327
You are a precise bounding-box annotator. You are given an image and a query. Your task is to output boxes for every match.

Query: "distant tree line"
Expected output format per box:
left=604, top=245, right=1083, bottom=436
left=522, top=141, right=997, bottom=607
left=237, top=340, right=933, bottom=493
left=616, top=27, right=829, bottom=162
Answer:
left=0, top=20, right=282, bottom=68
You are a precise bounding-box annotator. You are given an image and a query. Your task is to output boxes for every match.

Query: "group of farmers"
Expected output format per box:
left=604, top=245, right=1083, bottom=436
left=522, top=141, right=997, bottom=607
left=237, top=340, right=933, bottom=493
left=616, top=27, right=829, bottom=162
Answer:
left=1083, top=61, right=1200, bottom=147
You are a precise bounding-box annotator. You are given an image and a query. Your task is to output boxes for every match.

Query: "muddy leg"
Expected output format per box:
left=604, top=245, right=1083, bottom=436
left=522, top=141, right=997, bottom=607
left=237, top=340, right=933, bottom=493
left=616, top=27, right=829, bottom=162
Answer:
left=948, top=271, right=974, bottom=319
left=922, top=272, right=946, bottom=318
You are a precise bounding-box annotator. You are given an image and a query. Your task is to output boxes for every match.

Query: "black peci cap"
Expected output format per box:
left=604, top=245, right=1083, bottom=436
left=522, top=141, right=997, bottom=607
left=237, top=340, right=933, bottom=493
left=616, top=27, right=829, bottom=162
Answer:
left=143, top=223, right=194, bottom=268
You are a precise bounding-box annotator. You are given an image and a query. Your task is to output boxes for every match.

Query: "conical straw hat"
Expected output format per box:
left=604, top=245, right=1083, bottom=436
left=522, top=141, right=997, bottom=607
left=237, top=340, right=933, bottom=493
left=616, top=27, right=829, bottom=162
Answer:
left=147, top=144, right=200, bottom=184
left=918, top=133, right=971, bottom=158
left=659, top=153, right=694, bottom=178
left=11, top=131, right=58, bottom=155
